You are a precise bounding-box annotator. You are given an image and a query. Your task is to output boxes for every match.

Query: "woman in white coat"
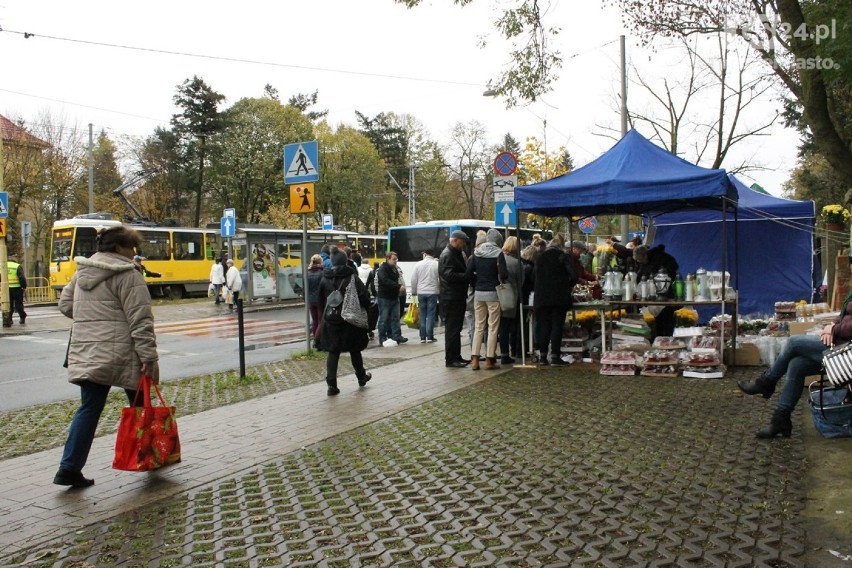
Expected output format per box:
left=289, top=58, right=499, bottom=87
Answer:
left=209, top=258, right=226, bottom=304
left=225, top=259, right=243, bottom=311
left=54, top=225, right=159, bottom=488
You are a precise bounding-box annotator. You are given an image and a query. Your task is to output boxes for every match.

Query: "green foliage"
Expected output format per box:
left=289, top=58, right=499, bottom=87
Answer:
left=207, top=97, right=314, bottom=224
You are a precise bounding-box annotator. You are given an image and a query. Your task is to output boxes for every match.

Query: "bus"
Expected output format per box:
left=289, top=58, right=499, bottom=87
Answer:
left=387, top=220, right=550, bottom=302
left=50, top=218, right=224, bottom=299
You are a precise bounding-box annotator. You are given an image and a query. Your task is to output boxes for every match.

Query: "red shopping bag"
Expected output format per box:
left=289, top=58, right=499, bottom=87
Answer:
left=113, top=375, right=182, bottom=472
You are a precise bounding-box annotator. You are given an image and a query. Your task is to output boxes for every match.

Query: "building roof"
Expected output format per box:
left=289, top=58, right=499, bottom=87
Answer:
left=0, top=114, right=49, bottom=148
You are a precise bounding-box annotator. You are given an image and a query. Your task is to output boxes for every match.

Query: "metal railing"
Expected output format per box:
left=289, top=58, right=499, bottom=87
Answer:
left=24, top=277, right=57, bottom=304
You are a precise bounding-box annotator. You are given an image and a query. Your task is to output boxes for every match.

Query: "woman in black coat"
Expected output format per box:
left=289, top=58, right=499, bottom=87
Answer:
left=318, top=248, right=372, bottom=395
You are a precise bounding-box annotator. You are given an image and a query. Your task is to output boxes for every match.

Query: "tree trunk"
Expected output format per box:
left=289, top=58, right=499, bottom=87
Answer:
left=776, top=0, right=852, bottom=184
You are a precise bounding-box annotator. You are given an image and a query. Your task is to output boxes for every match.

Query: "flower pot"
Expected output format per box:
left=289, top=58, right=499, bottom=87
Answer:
left=827, top=222, right=846, bottom=232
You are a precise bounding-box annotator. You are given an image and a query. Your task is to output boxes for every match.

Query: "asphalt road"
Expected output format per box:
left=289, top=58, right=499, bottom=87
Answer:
left=0, top=301, right=313, bottom=411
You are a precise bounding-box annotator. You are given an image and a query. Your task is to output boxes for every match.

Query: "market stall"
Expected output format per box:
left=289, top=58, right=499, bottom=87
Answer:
left=514, top=128, right=740, bottom=367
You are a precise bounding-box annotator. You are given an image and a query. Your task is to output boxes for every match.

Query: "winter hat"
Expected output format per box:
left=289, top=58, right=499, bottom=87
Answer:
left=331, top=248, right=348, bottom=267
left=486, top=228, right=504, bottom=248
left=571, top=240, right=588, bottom=251
left=450, top=230, right=469, bottom=241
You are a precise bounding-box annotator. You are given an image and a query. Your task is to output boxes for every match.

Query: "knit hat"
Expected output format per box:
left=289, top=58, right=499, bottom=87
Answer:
left=571, top=240, right=587, bottom=251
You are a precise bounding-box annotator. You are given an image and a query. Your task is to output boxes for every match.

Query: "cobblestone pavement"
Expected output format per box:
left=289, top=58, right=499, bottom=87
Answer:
left=5, top=364, right=817, bottom=567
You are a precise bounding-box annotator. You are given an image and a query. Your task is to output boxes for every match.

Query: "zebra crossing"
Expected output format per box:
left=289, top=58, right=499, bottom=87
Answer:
left=155, top=317, right=306, bottom=350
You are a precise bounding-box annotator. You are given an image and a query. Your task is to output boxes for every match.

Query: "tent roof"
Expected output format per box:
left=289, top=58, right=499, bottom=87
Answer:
left=515, top=129, right=737, bottom=217
left=654, top=175, right=815, bottom=225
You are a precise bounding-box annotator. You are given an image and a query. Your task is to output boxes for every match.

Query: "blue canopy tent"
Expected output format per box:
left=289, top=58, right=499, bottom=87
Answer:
left=515, top=129, right=738, bottom=217
left=653, top=175, right=815, bottom=316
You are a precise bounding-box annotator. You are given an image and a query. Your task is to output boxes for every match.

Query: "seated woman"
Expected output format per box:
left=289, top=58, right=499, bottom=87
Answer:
left=738, top=292, right=852, bottom=438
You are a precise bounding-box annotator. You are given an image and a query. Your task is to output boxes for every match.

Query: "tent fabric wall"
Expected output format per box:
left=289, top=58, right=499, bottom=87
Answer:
left=653, top=176, right=815, bottom=316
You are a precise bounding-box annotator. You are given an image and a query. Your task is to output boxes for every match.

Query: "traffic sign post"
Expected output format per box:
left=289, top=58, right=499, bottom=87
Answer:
left=284, top=141, right=320, bottom=184
left=493, top=152, right=518, bottom=176
left=0, top=191, right=9, bottom=327
left=220, top=217, right=236, bottom=238
left=494, top=202, right=517, bottom=227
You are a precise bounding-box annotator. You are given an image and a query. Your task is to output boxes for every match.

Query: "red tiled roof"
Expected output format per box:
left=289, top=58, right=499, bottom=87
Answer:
left=0, top=114, right=49, bottom=148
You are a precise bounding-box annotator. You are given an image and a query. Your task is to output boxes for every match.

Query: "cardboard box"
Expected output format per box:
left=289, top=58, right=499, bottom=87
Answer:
left=787, top=321, right=821, bottom=336
left=724, top=343, right=762, bottom=366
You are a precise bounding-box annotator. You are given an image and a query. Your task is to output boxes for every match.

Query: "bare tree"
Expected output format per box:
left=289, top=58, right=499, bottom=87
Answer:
left=445, top=120, right=492, bottom=219
left=601, top=35, right=779, bottom=174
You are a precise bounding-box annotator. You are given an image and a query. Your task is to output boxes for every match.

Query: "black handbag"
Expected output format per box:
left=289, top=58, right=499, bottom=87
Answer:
left=822, top=341, right=852, bottom=387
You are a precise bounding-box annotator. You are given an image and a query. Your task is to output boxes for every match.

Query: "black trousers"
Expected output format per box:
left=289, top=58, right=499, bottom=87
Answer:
left=442, top=297, right=466, bottom=364
left=326, top=350, right=365, bottom=387
left=10, top=288, right=26, bottom=320
left=536, top=306, right=568, bottom=359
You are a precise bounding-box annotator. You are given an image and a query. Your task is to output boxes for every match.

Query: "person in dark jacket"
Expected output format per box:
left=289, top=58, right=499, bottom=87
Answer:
left=533, top=234, right=577, bottom=366
left=306, top=254, right=325, bottom=341
left=439, top=230, right=472, bottom=368
left=633, top=244, right=680, bottom=337
left=465, top=228, right=504, bottom=370
left=375, top=252, right=408, bottom=345
left=739, top=291, right=852, bottom=438
left=318, top=248, right=372, bottom=396
left=519, top=243, right=539, bottom=356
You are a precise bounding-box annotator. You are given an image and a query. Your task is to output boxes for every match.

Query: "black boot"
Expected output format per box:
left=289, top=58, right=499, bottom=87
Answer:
left=53, top=468, right=94, bottom=488
left=756, top=408, right=792, bottom=439
left=357, top=371, right=372, bottom=387
left=738, top=373, right=776, bottom=399
left=326, top=379, right=340, bottom=396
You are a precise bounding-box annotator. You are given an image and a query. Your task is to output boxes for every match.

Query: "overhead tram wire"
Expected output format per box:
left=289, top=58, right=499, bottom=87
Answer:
left=0, top=27, right=482, bottom=88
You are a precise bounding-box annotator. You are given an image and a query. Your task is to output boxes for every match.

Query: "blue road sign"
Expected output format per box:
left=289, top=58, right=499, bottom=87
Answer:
left=578, top=217, right=598, bottom=234
left=284, top=141, right=319, bottom=184
left=494, top=202, right=516, bottom=227
left=493, top=152, right=518, bottom=176
left=221, top=217, right=236, bottom=238
left=322, top=214, right=334, bottom=231
left=0, top=192, right=8, bottom=218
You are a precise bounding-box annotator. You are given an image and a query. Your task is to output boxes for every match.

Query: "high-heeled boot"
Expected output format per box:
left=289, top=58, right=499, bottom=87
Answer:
left=738, top=373, right=776, bottom=399
left=470, top=355, right=480, bottom=371
left=756, top=408, right=792, bottom=438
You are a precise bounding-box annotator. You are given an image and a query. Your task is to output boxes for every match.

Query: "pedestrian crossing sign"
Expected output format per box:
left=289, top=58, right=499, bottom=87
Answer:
left=0, top=191, right=8, bottom=218
left=290, top=183, right=316, bottom=214
left=284, top=141, right=319, bottom=183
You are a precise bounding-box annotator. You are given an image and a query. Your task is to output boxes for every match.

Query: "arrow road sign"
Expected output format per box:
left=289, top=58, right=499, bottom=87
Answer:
left=221, top=217, right=236, bottom=238
left=494, top=202, right=516, bottom=226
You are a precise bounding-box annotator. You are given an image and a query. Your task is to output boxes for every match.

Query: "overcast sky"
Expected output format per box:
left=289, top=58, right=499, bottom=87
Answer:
left=1, top=0, right=798, bottom=195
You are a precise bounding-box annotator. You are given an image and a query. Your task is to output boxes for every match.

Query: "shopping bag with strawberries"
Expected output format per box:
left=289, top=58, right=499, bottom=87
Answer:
left=113, top=375, right=182, bottom=472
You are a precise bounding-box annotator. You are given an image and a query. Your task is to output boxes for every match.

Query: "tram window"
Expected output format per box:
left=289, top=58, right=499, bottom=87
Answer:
left=70, top=228, right=99, bottom=258
left=174, top=232, right=204, bottom=260
left=277, top=240, right=301, bottom=262
left=138, top=231, right=170, bottom=260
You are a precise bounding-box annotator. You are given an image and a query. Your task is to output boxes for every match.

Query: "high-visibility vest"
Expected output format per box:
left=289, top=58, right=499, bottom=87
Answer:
left=7, top=261, right=21, bottom=288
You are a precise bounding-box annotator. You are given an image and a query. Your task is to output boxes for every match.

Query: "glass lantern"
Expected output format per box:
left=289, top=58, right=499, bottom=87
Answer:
left=653, top=267, right=673, bottom=300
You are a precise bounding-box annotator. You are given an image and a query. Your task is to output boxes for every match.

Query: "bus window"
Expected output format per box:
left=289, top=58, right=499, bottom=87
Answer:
left=138, top=231, right=171, bottom=260
left=390, top=227, right=450, bottom=263
left=359, top=238, right=376, bottom=261
left=174, top=231, right=204, bottom=260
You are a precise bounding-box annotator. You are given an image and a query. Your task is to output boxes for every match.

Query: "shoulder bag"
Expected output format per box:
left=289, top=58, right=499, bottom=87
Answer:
left=341, top=277, right=369, bottom=329
left=496, top=281, right=517, bottom=318
left=822, top=341, right=852, bottom=387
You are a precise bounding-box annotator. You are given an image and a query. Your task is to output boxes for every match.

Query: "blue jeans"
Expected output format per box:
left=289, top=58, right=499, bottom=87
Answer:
left=377, top=297, right=402, bottom=342
left=418, top=294, right=439, bottom=340
left=765, top=335, right=825, bottom=411
left=60, top=381, right=139, bottom=473
left=212, top=283, right=222, bottom=303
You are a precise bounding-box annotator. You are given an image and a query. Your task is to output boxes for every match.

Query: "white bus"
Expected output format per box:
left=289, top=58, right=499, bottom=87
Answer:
left=387, top=220, right=549, bottom=303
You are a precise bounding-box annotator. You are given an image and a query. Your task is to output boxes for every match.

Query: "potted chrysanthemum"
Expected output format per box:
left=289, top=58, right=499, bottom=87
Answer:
left=821, top=204, right=851, bottom=231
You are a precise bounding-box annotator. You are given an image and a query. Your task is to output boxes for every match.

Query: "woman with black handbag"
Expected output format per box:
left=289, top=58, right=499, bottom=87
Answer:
left=738, top=291, right=852, bottom=437
left=318, top=248, right=372, bottom=396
